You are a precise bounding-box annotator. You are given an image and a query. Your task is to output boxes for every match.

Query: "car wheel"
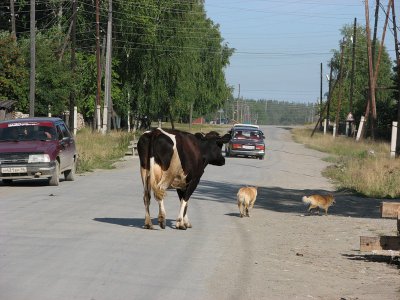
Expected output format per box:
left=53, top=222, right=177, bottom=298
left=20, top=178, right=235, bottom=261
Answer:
left=2, top=179, right=13, bottom=185
left=48, top=161, right=60, bottom=186
left=64, top=158, right=76, bottom=181
left=259, top=156, right=264, bottom=160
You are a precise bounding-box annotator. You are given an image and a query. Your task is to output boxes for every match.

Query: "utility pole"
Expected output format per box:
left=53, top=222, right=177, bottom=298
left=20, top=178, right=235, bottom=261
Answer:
left=103, top=0, right=112, bottom=134
left=95, top=0, right=102, bottom=131
left=236, top=84, right=240, bottom=122
left=320, top=62, right=323, bottom=127
left=69, top=0, right=77, bottom=130
left=334, top=39, right=346, bottom=137
left=361, top=0, right=377, bottom=139
left=10, top=0, right=16, bottom=39
left=29, top=0, right=35, bottom=117
left=392, top=0, right=400, bottom=154
left=327, top=60, right=333, bottom=126
left=349, top=18, right=357, bottom=113
left=360, top=0, right=392, bottom=140
left=372, top=0, right=380, bottom=67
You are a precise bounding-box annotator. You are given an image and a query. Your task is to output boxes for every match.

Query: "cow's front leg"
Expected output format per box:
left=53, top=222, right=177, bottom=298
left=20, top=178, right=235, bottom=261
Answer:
left=177, top=189, right=191, bottom=229
left=156, top=198, right=166, bottom=229
left=183, top=203, right=192, bottom=228
left=176, top=199, right=188, bottom=230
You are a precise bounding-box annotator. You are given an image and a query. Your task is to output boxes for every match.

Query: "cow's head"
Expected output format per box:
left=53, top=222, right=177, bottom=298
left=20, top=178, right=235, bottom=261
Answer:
left=195, top=131, right=231, bottom=166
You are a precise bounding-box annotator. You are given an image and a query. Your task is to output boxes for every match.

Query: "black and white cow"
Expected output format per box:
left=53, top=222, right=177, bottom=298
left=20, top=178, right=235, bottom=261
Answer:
left=137, top=128, right=230, bottom=229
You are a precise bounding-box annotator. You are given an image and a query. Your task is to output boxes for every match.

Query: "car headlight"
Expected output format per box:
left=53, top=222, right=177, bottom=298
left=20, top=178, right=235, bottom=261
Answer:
left=28, top=154, right=50, bottom=163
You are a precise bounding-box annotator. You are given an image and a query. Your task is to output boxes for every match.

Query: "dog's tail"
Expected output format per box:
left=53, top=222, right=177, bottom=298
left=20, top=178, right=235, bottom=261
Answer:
left=302, top=196, right=312, bottom=204
left=237, top=191, right=245, bottom=204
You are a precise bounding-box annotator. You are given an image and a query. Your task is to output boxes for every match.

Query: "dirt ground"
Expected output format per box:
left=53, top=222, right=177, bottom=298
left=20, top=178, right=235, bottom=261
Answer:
left=206, top=126, right=400, bottom=300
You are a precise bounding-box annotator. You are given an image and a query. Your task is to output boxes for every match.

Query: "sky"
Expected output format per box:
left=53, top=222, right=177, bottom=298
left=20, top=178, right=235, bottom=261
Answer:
left=204, top=0, right=399, bottom=103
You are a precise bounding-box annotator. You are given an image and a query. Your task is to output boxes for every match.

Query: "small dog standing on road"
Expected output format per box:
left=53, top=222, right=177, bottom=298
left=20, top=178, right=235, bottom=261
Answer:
left=302, top=194, right=335, bottom=215
left=237, top=186, right=258, bottom=217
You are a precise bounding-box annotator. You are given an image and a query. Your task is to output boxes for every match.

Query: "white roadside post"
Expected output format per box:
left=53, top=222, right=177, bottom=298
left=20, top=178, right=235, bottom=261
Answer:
left=356, top=116, right=365, bottom=141
left=73, top=106, right=77, bottom=135
left=323, top=119, right=327, bottom=135
left=96, top=105, right=101, bottom=132
left=390, top=121, right=398, bottom=158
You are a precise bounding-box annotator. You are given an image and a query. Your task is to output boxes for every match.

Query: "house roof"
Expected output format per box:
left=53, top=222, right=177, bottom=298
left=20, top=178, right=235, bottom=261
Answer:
left=0, top=100, right=17, bottom=110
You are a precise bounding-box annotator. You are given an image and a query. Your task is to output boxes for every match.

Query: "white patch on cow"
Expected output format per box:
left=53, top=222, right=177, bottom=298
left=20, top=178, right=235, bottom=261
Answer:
left=149, top=129, right=187, bottom=200
left=176, top=199, right=188, bottom=229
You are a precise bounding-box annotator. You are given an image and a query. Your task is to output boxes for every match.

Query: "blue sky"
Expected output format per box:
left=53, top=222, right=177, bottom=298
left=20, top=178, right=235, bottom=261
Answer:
left=204, top=0, right=398, bottom=103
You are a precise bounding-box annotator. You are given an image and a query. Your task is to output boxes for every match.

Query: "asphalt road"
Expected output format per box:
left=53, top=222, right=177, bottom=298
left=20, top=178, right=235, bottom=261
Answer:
left=1, top=126, right=399, bottom=300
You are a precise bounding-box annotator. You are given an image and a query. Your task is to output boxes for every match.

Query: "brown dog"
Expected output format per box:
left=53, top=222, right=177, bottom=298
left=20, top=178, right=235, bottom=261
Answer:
left=302, top=194, right=335, bottom=215
left=237, top=186, right=258, bottom=217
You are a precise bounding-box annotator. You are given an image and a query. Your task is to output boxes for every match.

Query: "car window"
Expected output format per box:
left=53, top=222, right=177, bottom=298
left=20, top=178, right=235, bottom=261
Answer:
left=0, top=122, right=56, bottom=141
left=56, top=125, right=64, bottom=140
left=60, top=124, right=71, bottom=138
left=56, top=123, right=71, bottom=140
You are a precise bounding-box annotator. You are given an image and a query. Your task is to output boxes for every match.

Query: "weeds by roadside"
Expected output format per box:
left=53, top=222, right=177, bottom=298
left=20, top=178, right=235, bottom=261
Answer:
left=75, top=128, right=134, bottom=173
left=292, top=127, right=400, bottom=198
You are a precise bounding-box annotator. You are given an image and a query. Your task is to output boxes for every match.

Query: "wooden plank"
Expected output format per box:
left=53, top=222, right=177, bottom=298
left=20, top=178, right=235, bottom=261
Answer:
left=360, top=236, right=400, bottom=251
left=380, top=202, right=400, bottom=218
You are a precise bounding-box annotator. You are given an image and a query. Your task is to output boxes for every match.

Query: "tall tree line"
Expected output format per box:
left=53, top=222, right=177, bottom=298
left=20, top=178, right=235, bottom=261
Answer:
left=0, top=0, right=233, bottom=127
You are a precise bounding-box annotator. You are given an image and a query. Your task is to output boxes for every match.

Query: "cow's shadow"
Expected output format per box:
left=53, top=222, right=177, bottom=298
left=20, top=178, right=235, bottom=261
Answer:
left=194, top=179, right=400, bottom=219
left=93, top=217, right=175, bottom=229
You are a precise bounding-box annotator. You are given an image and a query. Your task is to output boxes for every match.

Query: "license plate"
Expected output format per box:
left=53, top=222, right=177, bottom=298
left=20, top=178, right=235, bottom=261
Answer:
left=1, top=167, right=27, bottom=173
left=243, top=145, right=255, bottom=150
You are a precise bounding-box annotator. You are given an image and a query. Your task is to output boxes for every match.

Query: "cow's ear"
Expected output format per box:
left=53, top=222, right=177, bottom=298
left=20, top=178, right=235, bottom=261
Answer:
left=194, top=132, right=205, bottom=140
left=219, top=133, right=231, bottom=144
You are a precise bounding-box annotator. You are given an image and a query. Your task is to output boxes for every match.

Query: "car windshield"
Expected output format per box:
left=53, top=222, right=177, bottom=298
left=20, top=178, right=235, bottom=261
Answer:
left=0, top=122, right=57, bottom=142
left=233, top=129, right=263, bottom=140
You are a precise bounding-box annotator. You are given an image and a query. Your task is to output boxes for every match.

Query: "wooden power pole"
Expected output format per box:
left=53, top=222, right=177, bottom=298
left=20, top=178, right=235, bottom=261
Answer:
left=334, top=39, right=346, bottom=137
left=29, top=0, right=35, bottom=117
left=392, top=0, right=400, bottom=154
left=10, top=0, right=16, bottom=39
left=95, top=0, right=102, bottom=131
left=103, top=0, right=113, bottom=134
left=349, top=18, right=357, bottom=113
left=69, top=0, right=77, bottom=129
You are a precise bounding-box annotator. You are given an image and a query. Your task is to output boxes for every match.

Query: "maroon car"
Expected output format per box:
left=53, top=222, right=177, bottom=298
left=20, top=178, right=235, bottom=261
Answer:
left=0, top=117, right=77, bottom=186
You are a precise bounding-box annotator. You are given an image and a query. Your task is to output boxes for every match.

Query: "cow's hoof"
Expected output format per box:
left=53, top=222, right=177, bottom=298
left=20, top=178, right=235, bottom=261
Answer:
left=158, top=217, right=166, bottom=229
left=144, top=223, right=154, bottom=229
left=184, top=222, right=192, bottom=228
left=176, top=222, right=187, bottom=230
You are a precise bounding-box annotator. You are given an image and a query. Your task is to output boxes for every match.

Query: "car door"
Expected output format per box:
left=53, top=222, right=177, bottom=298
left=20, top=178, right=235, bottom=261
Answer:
left=56, top=122, right=75, bottom=171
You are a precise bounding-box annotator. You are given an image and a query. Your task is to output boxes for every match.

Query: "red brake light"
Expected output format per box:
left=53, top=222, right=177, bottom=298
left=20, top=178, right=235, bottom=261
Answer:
left=256, top=144, right=265, bottom=150
left=232, top=144, right=242, bottom=149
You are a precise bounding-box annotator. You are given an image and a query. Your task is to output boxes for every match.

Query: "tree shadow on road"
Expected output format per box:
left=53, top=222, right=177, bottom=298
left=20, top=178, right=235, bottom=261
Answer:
left=195, top=179, right=399, bottom=219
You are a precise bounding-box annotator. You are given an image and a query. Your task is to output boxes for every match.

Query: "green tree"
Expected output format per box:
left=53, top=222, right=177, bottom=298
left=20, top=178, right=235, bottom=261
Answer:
left=327, top=24, right=395, bottom=137
left=0, top=32, right=28, bottom=110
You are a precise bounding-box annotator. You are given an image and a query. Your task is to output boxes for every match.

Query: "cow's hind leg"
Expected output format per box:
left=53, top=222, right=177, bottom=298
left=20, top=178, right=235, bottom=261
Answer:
left=156, top=197, right=166, bottom=229
left=143, top=188, right=153, bottom=229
